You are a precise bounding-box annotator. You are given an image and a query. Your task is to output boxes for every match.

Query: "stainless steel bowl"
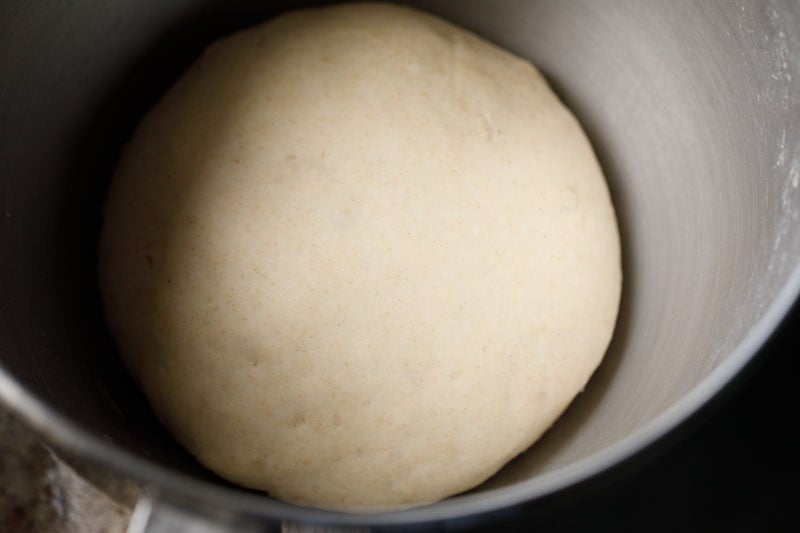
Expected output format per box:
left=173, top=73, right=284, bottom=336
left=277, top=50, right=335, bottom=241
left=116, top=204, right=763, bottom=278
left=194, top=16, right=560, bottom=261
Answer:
left=2, top=1, right=799, bottom=530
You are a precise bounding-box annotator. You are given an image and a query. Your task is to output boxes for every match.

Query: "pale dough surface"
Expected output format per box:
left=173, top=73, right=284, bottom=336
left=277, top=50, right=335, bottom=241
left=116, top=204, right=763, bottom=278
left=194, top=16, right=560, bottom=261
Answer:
left=99, top=2, right=621, bottom=512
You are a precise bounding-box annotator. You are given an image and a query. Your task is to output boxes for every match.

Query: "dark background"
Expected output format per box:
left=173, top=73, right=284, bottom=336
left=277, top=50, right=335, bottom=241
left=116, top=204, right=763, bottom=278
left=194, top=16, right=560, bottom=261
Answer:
left=460, top=299, right=800, bottom=532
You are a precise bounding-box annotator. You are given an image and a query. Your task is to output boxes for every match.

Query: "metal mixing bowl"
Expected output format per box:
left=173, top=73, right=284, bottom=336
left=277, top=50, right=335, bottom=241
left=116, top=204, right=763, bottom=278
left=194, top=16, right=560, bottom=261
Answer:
left=2, top=0, right=799, bottom=530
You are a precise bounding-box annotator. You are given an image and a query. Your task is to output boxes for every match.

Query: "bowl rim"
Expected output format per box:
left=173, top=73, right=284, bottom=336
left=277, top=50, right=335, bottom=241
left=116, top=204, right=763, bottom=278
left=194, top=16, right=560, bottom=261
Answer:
left=2, top=259, right=799, bottom=527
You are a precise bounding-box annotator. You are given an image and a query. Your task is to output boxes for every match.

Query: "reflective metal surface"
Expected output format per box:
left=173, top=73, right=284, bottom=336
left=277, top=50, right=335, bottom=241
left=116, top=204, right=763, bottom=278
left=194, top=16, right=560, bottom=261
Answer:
left=1, top=0, right=799, bottom=528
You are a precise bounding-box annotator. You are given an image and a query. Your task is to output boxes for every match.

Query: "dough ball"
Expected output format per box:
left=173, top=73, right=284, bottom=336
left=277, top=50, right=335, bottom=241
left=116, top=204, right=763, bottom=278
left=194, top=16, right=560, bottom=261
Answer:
left=99, top=2, right=621, bottom=512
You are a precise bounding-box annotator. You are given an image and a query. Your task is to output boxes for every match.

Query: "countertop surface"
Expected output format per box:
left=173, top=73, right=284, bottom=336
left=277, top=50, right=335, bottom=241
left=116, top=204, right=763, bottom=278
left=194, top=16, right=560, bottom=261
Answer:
left=0, top=407, right=132, bottom=532
left=1, top=304, right=798, bottom=532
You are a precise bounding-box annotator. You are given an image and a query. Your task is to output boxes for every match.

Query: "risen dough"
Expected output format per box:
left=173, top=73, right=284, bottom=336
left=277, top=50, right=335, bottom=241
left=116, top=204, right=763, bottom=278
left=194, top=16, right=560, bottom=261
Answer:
left=99, top=2, right=621, bottom=512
